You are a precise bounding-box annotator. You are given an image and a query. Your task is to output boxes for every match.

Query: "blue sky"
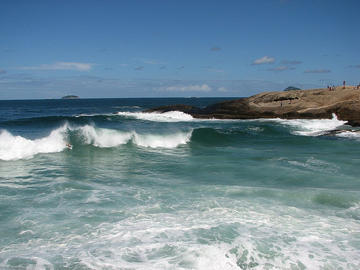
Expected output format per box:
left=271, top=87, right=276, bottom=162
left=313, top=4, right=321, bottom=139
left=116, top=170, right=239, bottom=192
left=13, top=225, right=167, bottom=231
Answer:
left=0, top=0, right=359, bottom=99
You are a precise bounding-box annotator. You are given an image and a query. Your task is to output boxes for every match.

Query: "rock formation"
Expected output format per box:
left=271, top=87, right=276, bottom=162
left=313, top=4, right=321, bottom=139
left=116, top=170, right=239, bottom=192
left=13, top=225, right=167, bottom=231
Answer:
left=146, top=86, right=360, bottom=126
left=62, top=95, right=79, bottom=99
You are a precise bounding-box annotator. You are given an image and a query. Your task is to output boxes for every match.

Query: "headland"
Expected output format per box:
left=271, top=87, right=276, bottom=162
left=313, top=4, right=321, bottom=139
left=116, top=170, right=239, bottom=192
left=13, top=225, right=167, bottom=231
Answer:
left=146, top=86, right=360, bottom=126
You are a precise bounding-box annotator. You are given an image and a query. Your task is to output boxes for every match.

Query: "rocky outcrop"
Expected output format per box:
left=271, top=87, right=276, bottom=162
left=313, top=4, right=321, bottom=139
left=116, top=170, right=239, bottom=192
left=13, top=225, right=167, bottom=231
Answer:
left=146, top=86, right=360, bottom=126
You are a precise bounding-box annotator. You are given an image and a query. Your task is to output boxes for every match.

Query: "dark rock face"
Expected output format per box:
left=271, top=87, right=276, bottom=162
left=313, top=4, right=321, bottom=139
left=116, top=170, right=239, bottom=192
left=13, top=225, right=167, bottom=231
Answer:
left=145, top=87, right=360, bottom=126
left=62, top=95, right=79, bottom=99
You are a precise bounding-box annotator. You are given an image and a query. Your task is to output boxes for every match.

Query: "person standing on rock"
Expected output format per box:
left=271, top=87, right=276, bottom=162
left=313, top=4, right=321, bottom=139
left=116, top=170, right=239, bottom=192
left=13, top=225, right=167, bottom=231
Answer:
left=343, top=80, right=346, bottom=89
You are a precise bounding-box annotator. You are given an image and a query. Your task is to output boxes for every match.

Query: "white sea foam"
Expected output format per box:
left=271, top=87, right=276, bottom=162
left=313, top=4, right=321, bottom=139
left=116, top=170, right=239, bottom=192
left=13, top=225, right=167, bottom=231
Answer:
left=79, top=125, right=133, bottom=147
left=271, top=113, right=347, bottom=136
left=287, top=157, right=339, bottom=174
left=0, top=256, right=54, bottom=270
left=0, top=125, right=192, bottom=161
left=0, top=126, right=68, bottom=161
left=117, top=111, right=194, bottom=122
left=78, top=125, right=192, bottom=149
left=1, top=185, right=359, bottom=269
left=335, top=130, right=360, bottom=140
left=75, top=113, right=114, bottom=117
left=133, top=132, right=192, bottom=148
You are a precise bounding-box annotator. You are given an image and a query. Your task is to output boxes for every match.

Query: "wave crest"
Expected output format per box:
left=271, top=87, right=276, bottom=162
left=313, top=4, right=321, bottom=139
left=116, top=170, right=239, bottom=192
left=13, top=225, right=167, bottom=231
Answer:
left=0, top=126, right=68, bottom=161
left=116, top=111, right=194, bottom=122
left=78, top=125, right=192, bottom=149
left=0, top=125, right=192, bottom=161
left=79, top=125, right=133, bottom=148
left=270, top=114, right=347, bottom=136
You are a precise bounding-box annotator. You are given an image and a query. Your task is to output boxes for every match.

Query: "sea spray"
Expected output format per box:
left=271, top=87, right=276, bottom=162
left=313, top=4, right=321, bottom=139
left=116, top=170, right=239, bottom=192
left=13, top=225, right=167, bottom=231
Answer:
left=77, top=125, right=192, bottom=148
left=0, top=124, right=193, bottom=160
left=263, top=113, right=347, bottom=136
left=1, top=98, right=360, bottom=269
left=79, top=125, right=133, bottom=148
left=0, top=126, right=68, bottom=161
left=117, top=111, right=194, bottom=122
left=132, top=131, right=192, bottom=148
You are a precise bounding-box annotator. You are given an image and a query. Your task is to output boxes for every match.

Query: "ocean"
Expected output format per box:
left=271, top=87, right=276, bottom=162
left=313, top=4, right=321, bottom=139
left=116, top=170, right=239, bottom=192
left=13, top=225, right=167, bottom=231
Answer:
left=0, top=98, right=359, bottom=270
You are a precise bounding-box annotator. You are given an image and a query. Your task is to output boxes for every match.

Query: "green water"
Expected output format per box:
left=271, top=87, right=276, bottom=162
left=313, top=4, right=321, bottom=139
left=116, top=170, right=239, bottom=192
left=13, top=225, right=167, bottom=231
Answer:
left=0, top=99, right=359, bottom=269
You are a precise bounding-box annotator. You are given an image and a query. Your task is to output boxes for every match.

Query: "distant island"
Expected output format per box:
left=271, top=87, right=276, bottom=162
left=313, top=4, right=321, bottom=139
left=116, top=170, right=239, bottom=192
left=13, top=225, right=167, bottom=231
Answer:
left=62, top=95, right=79, bottom=99
left=284, top=86, right=301, bottom=91
left=146, top=86, right=360, bottom=126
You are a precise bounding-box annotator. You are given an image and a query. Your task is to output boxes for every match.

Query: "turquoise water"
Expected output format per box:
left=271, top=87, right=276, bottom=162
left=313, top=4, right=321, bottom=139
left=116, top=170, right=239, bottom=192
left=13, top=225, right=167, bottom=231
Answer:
left=0, top=98, right=359, bottom=269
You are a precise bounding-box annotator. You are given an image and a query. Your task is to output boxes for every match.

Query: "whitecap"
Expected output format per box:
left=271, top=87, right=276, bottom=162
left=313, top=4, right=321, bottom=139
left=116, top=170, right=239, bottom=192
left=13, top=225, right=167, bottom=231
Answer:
left=270, top=113, right=347, bottom=136
left=335, top=130, right=360, bottom=140
left=0, top=257, right=54, bottom=270
left=0, top=126, right=68, bottom=161
left=133, top=131, right=192, bottom=148
left=77, top=125, right=192, bottom=149
left=0, top=124, right=192, bottom=161
left=78, top=125, right=133, bottom=148
left=116, top=111, right=194, bottom=122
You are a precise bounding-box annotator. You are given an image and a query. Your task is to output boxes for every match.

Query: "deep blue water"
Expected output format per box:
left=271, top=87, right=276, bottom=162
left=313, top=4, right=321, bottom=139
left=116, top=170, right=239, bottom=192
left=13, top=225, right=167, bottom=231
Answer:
left=0, top=98, right=359, bottom=269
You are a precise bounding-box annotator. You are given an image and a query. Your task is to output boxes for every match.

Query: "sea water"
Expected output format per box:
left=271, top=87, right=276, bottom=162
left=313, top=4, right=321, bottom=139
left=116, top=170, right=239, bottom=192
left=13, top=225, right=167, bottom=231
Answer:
left=0, top=98, right=359, bottom=269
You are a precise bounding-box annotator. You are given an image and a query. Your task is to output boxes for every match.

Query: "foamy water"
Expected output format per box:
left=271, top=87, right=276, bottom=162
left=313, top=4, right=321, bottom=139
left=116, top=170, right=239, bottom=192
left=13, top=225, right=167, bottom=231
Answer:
left=0, top=124, right=192, bottom=160
left=0, top=127, right=67, bottom=161
left=117, top=111, right=194, bottom=122
left=335, top=130, right=360, bottom=140
left=0, top=114, right=353, bottom=161
left=1, top=184, right=359, bottom=269
left=1, top=99, right=359, bottom=270
left=263, top=113, right=347, bottom=136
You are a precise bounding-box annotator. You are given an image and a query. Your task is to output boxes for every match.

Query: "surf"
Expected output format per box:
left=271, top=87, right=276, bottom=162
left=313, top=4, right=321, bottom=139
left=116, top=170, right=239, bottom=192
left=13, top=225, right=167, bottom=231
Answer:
left=0, top=126, right=68, bottom=161
left=259, top=113, right=348, bottom=136
left=116, top=111, right=194, bottom=122
left=0, top=124, right=193, bottom=161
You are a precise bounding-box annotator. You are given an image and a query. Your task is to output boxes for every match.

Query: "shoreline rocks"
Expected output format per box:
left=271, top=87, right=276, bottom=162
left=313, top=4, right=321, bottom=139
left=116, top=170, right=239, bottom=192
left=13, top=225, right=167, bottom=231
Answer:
left=145, top=86, right=360, bottom=126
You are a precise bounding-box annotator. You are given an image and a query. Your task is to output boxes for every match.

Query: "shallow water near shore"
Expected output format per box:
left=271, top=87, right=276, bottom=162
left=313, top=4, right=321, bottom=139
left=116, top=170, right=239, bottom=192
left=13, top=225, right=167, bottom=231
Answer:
left=0, top=98, right=360, bottom=269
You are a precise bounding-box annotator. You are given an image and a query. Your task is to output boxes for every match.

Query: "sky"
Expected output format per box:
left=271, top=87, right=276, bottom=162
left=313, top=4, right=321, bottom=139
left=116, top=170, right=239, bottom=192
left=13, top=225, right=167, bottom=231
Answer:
left=0, top=0, right=359, bottom=99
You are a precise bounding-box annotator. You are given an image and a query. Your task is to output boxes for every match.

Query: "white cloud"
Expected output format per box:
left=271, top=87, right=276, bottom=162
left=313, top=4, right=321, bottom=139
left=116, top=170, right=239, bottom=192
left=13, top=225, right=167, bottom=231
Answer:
left=143, top=59, right=165, bottom=65
left=210, top=46, right=222, bottom=51
left=348, top=64, right=360, bottom=69
left=133, top=58, right=165, bottom=65
left=268, top=66, right=295, bottom=72
left=281, top=60, right=302, bottom=65
left=19, top=62, right=93, bottom=71
left=253, top=56, right=275, bottom=65
left=218, top=87, right=227, bottom=92
left=206, top=67, right=225, bottom=73
left=163, top=84, right=212, bottom=92
left=304, top=69, right=331, bottom=74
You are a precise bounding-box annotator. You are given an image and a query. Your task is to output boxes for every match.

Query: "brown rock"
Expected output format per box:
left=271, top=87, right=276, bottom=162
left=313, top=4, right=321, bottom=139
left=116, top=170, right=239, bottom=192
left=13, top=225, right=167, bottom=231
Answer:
left=146, top=87, right=360, bottom=126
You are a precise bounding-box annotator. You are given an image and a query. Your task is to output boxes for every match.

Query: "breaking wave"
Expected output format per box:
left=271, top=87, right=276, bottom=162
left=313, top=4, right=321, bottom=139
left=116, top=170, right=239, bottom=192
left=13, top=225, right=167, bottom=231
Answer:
left=1, top=113, right=356, bottom=161
left=0, top=125, right=193, bottom=161
left=269, top=113, right=347, bottom=136
left=79, top=125, right=192, bottom=148
left=0, top=126, right=68, bottom=161
left=335, top=130, right=360, bottom=140
left=116, top=111, right=194, bottom=122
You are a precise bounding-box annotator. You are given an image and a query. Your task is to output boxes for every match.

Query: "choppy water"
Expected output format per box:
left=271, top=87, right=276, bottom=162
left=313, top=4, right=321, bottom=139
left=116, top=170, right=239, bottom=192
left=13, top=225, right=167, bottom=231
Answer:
left=0, top=98, right=359, bottom=270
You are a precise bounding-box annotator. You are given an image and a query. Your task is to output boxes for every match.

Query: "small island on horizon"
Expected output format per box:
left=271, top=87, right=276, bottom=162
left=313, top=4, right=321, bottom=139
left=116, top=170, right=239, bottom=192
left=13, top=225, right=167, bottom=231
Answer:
left=62, top=95, right=79, bottom=99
